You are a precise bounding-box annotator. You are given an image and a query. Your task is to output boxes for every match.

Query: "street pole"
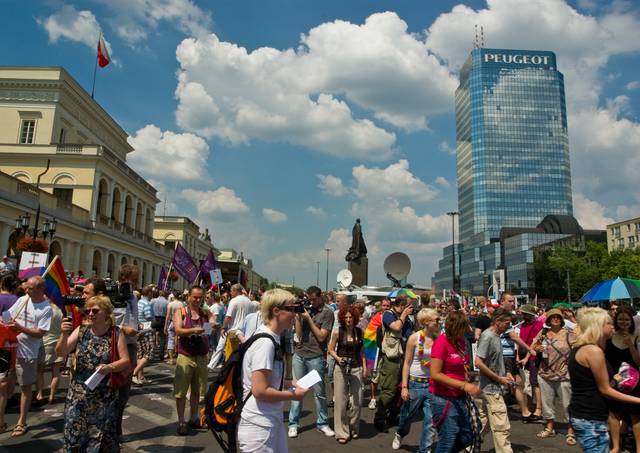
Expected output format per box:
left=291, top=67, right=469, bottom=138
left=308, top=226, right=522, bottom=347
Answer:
left=447, top=211, right=459, bottom=296
left=567, top=270, right=571, bottom=303
left=325, top=248, right=330, bottom=292
left=316, top=261, right=320, bottom=286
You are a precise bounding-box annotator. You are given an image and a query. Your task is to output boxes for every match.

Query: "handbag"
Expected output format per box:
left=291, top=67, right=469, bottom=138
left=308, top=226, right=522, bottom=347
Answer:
left=109, top=326, right=133, bottom=390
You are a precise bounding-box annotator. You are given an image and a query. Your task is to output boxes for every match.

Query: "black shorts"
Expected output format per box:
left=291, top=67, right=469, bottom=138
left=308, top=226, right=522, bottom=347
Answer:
left=504, top=357, right=519, bottom=376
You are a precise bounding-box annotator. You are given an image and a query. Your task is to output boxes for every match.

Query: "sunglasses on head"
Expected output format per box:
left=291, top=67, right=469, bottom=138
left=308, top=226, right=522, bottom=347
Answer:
left=84, top=308, right=101, bottom=315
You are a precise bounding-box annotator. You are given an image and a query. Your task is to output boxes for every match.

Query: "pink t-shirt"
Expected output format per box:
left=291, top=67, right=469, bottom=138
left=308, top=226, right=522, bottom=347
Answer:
left=430, top=335, right=468, bottom=398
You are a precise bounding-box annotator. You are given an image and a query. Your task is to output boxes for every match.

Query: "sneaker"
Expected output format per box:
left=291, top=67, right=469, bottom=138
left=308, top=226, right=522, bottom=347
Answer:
left=368, top=398, right=377, bottom=410
left=318, top=426, right=335, bottom=437
left=288, top=426, right=298, bottom=438
left=132, top=376, right=141, bottom=385
left=392, top=433, right=402, bottom=450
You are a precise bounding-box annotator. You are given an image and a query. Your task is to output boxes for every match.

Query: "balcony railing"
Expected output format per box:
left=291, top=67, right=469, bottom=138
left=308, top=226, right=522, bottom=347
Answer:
left=16, top=181, right=38, bottom=197
left=56, top=144, right=83, bottom=154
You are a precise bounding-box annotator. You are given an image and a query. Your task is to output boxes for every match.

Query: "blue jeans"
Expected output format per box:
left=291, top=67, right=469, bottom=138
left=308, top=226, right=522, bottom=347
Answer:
left=327, top=354, right=336, bottom=384
left=396, top=380, right=434, bottom=453
left=570, top=417, right=609, bottom=453
left=430, top=393, right=473, bottom=453
left=288, top=354, right=329, bottom=428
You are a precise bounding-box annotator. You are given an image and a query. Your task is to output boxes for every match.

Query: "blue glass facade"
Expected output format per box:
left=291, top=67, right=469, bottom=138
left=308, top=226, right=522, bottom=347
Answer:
left=457, top=48, right=572, bottom=247
left=432, top=48, right=574, bottom=295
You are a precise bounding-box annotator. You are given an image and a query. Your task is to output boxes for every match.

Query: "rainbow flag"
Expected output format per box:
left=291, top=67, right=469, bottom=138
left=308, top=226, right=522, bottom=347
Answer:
left=364, top=311, right=383, bottom=371
left=42, top=256, right=70, bottom=307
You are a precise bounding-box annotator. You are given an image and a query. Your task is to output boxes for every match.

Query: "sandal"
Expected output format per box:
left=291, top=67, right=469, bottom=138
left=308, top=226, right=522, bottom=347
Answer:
left=566, top=433, right=577, bottom=446
left=11, top=423, right=28, bottom=437
left=536, top=428, right=556, bottom=438
left=337, top=438, right=348, bottom=444
left=350, top=432, right=359, bottom=439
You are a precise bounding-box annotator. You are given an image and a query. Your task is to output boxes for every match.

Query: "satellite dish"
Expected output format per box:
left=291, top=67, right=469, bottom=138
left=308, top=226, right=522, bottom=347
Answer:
left=383, top=252, right=411, bottom=283
left=336, top=269, right=353, bottom=288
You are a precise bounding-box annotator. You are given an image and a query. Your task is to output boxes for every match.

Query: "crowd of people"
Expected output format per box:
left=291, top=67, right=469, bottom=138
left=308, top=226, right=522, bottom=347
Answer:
left=2, top=264, right=640, bottom=453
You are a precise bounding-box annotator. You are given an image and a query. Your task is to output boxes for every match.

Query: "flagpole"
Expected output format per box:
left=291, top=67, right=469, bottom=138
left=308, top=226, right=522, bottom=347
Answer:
left=91, top=33, right=100, bottom=99
left=165, top=263, right=173, bottom=292
left=41, top=255, right=58, bottom=279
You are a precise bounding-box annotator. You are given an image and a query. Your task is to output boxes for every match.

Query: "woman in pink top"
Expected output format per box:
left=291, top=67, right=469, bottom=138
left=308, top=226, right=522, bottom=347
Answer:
left=430, top=310, right=481, bottom=453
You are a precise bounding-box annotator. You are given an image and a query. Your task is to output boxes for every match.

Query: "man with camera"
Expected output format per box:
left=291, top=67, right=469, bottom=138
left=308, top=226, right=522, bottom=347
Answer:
left=173, top=285, right=210, bottom=435
left=374, top=294, right=414, bottom=432
left=112, top=264, right=139, bottom=440
left=288, top=286, right=335, bottom=438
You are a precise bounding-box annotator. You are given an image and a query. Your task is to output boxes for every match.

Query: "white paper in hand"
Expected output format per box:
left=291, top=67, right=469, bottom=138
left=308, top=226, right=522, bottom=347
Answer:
left=296, top=369, right=322, bottom=389
left=84, top=369, right=106, bottom=391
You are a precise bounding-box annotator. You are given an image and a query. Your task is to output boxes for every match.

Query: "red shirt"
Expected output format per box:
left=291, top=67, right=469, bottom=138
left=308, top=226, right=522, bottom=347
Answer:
left=430, top=335, right=468, bottom=398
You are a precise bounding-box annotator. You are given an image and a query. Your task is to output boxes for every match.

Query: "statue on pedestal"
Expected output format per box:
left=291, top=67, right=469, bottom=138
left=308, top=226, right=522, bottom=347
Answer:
left=345, top=219, right=367, bottom=263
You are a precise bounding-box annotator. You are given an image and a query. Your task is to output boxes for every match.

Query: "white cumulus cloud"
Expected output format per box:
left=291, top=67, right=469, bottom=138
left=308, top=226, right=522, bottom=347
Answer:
left=573, top=193, right=615, bottom=229
left=263, top=208, right=288, bottom=224
left=181, top=187, right=249, bottom=217
left=95, top=0, right=211, bottom=43
left=317, top=174, right=347, bottom=197
left=38, top=5, right=113, bottom=54
left=352, top=159, right=438, bottom=202
left=174, top=12, right=460, bottom=159
left=306, top=206, right=326, bottom=217
left=128, top=125, right=210, bottom=182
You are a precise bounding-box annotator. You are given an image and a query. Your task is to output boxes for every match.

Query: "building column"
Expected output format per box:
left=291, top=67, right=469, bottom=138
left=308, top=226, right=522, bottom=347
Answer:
left=90, top=170, right=102, bottom=223
left=119, top=191, right=128, bottom=228
left=0, top=223, right=12, bottom=258
left=104, top=179, right=114, bottom=222
left=100, top=250, right=108, bottom=279
left=80, top=245, right=93, bottom=276
left=71, top=241, right=82, bottom=275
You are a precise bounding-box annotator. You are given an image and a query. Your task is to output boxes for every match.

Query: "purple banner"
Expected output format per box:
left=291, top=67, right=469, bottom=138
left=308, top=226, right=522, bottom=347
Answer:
left=172, top=243, right=199, bottom=284
left=200, top=249, right=218, bottom=274
left=157, top=266, right=168, bottom=290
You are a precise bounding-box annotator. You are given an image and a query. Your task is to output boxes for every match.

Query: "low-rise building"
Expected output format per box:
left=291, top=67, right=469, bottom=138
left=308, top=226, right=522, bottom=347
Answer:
left=217, top=249, right=265, bottom=293
left=607, top=216, right=640, bottom=252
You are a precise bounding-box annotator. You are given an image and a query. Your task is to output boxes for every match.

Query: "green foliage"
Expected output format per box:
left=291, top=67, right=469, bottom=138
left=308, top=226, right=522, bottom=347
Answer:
left=534, top=241, right=640, bottom=300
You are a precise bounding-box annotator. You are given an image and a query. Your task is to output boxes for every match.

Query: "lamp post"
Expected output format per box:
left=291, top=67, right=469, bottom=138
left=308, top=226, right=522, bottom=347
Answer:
left=446, top=211, right=459, bottom=295
left=14, top=214, right=57, bottom=241
left=316, top=261, right=320, bottom=286
left=324, top=248, right=330, bottom=292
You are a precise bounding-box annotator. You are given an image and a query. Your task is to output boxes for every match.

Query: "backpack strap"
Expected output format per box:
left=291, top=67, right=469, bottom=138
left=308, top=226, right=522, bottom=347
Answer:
left=241, top=333, right=284, bottom=407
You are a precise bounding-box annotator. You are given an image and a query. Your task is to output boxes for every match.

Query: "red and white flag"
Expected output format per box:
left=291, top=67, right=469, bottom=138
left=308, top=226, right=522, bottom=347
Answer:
left=97, top=33, right=111, bottom=68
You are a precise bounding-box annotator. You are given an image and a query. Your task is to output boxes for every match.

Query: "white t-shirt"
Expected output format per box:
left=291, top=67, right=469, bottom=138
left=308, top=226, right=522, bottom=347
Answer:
left=9, top=296, right=53, bottom=359
left=240, top=325, right=284, bottom=428
left=226, top=295, right=256, bottom=332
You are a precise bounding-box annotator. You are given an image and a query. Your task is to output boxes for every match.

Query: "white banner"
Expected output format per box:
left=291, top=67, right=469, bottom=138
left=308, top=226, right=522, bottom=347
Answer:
left=19, top=252, right=48, bottom=270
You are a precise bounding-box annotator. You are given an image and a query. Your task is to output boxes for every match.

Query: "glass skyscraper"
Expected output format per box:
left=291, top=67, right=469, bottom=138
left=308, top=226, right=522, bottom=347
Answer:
left=433, top=48, right=574, bottom=294
left=457, top=48, right=572, bottom=247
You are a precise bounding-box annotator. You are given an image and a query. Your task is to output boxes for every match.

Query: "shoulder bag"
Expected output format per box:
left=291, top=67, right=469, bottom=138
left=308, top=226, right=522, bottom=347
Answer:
left=109, top=326, right=133, bottom=390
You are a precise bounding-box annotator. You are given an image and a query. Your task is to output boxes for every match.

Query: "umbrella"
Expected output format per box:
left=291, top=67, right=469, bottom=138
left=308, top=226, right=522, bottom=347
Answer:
left=579, top=277, right=640, bottom=303
left=387, top=288, right=417, bottom=299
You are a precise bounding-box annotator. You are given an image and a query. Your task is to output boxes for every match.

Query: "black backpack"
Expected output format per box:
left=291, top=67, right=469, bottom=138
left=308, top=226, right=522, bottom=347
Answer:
left=202, top=333, right=282, bottom=453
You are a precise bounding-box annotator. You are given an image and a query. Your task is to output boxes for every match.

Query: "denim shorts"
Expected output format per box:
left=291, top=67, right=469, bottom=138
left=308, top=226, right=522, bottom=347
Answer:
left=570, top=417, right=609, bottom=453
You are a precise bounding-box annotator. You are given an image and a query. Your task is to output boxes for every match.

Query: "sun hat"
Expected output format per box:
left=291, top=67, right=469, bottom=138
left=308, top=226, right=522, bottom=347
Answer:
left=519, top=304, right=538, bottom=317
left=544, top=308, right=565, bottom=327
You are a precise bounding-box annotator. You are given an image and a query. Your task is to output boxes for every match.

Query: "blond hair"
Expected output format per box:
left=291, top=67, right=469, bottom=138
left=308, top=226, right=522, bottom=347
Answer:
left=417, top=308, right=439, bottom=326
left=84, top=295, right=115, bottom=325
left=573, top=307, right=611, bottom=348
left=261, top=289, right=296, bottom=322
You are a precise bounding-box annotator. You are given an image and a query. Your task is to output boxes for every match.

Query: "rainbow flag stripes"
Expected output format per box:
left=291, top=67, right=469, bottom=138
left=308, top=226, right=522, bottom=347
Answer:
left=364, top=312, right=382, bottom=371
left=43, top=256, right=71, bottom=306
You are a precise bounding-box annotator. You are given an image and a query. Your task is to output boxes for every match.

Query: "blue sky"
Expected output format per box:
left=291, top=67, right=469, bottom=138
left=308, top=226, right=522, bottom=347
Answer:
left=2, top=0, right=639, bottom=289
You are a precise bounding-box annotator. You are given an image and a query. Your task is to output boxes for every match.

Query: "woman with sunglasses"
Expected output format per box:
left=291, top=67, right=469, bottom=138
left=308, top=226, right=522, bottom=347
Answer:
left=429, top=309, right=481, bottom=453
left=57, top=296, right=130, bottom=452
left=391, top=308, right=440, bottom=452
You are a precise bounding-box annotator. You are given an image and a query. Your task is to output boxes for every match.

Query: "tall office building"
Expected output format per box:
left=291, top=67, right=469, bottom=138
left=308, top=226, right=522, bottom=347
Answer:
left=433, top=48, right=574, bottom=294
left=458, top=48, right=572, bottom=245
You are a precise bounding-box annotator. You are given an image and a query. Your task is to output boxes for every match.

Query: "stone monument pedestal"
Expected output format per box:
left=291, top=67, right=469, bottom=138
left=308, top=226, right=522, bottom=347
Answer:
left=348, top=257, right=368, bottom=287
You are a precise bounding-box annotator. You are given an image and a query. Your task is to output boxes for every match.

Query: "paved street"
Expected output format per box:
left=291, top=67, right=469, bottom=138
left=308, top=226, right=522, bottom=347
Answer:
left=0, top=362, right=573, bottom=452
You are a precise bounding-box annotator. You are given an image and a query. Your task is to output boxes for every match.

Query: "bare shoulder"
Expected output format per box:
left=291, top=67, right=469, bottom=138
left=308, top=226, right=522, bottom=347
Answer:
left=575, top=344, right=603, bottom=367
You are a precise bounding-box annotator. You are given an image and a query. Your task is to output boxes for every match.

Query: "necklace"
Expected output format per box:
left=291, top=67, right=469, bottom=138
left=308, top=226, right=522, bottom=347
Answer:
left=417, top=329, right=432, bottom=368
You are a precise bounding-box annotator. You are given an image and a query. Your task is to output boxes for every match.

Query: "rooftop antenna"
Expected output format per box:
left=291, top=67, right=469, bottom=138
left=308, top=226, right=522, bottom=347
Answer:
left=474, top=24, right=479, bottom=49
left=163, top=195, right=167, bottom=216
left=481, top=26, right=485, bottom=48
